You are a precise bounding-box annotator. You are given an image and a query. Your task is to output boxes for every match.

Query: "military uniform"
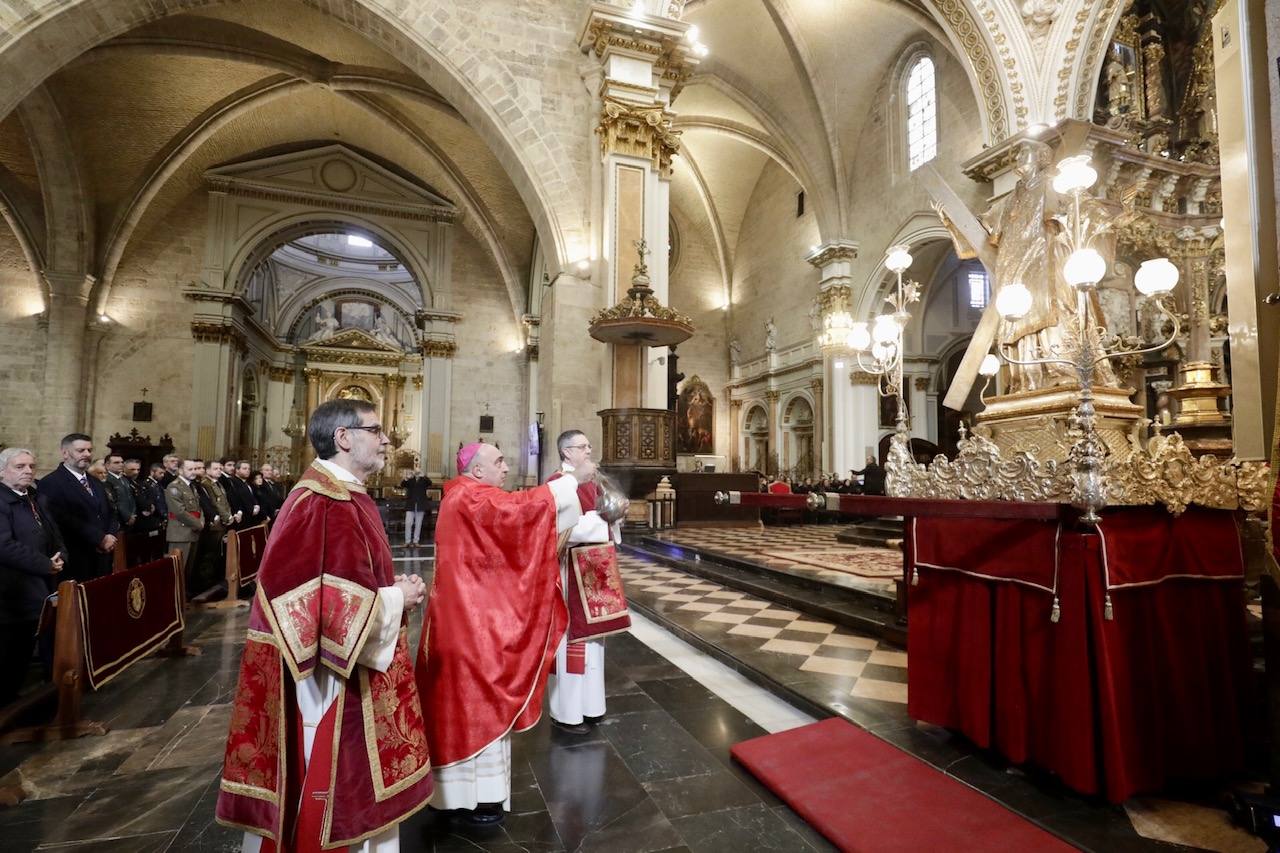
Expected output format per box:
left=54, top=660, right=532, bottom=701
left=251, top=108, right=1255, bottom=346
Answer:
left=165, top=476, right=204, bottom=594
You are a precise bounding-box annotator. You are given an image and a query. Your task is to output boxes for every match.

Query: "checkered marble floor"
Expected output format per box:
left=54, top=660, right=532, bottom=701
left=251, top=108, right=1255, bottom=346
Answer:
left=619, top=552, right=909, bottom=707
left=650, top=525, right=900, bottom=600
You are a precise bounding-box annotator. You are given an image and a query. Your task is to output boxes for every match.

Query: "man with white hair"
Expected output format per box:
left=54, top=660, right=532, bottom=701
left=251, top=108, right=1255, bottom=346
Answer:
left=0, top=448, right=64, bottom=706
left=418, top=441, right=594, bottom=826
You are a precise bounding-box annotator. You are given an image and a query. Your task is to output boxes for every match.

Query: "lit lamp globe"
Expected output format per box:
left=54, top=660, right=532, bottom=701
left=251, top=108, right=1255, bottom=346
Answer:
left=1133, top=257, right=1179, bottom=296
left=871, top=341, right=893, bottom=362
left=885, top=245, right=913, bottom=275
left=995, top=282, right=1033, bottom=320
left=1052, top=154, right=1098, bottom=195
left=871, top=314, right=899, bottom=345
left=848, top=321, right=871, bottom=351
left=1063, top=247, right=1107, bottom=289
left=978, top=353, right=1001, bottom=377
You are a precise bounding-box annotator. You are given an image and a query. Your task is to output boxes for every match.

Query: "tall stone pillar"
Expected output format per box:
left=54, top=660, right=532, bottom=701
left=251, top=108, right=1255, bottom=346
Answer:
left=39, top=275, right=95, bottom=461
left=764, top=390, right=780, bottom=475
left=728, top=399, right=742, bottom=471
left=806, top=242, right=860, bottom=476
left=419, top=341, right=455, bottom=480
left=809, top=378, right=824, bottom=477
left=579, top=4, right=698, bottom=415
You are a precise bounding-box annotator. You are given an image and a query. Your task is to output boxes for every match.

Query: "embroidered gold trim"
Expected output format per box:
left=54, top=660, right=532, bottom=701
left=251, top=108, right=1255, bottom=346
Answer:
left=293, top=461, right=352, bottom=502
left=318, top=575, right=378, bottom=675
left=218, top=779, right=279, bottom=804
left=358, top=634, right=433, bottom=802
left=268, top=576, right=323, bottom=672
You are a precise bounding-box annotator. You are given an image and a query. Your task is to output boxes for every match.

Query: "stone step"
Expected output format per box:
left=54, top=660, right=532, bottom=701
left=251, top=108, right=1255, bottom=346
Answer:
left=622, top=540, right=905, bottom=647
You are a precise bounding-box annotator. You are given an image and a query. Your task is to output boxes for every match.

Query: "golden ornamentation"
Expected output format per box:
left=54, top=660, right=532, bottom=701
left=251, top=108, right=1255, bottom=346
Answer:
left=597, top=96, right=681, bottom=175
left=886, top=428, right=1269, bottom=514
left=191, top=322, right=248, bottom=352
left=589, top=240, right=694, bottom=346
left=127, top=577, right=146, bottom=619
left=914, top=376, right=930, bottom=391
left=851, top=371, right=880, bottom=386
left=420, top=340, right=457, bottom=359
left=806, top=245, right=858, bottom=269
left=267, top=366, right=295, bottom=382
left=1070, top=0, right=1124, bottom=118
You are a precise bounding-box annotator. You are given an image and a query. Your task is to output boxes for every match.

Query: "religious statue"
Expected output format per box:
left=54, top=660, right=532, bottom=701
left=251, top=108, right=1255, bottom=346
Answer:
left=764, top=317, right=777, bottom=353
left=372, top=312, right=401, bottom=348
left=969, top=140, right=1120, bottom=392
left=728, top=338, right=742, bottom=366
left=1105, top=56, right=1132, bottom=116
left=306, top=302, right=340, bottom=342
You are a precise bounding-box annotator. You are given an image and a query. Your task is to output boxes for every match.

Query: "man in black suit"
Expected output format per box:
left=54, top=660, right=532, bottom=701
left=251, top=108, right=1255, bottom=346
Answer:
left=123, top=458, right=158, bottom=531
left=0, top=447, right=64, bottom=706
left=852, top=455, right=886, bottom=496
left=221, top=458, right=260, bottom=529
left=137, top=462, right=168, bottom=533
left=256, top=463, right=284, bottom=522
left=38, top=433, right=119, bottom=581
left=399, top=470, right=433, bottom=546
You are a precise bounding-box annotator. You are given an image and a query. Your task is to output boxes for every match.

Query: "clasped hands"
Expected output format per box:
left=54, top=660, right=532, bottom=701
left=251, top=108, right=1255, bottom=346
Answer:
left=394, top=573, right=427, bottom=610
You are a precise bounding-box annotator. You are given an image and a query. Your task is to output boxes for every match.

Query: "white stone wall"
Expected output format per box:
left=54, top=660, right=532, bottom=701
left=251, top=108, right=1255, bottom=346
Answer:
left=668, top=204, right=730, bottom=459
left=448, top=228, right=528, bottom=484
left=0, top=231, right=53, bottom=466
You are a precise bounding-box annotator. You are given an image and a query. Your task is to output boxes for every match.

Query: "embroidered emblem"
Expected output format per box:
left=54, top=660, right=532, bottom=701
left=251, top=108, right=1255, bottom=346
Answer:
left=127, top=577, right=146, bottom=619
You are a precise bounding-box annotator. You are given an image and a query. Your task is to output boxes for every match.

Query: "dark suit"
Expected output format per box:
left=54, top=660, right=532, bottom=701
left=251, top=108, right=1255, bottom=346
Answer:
left=254, top=479, right=283, bottom=521
left=38, top=465, right=118, bottom=581
left=854, top=463, right=886, bottom=496
left=135, top=476, right=166, bottom=533
left=400, top=476, right=433, bottom=511
left=223, top=476, right=262, bottom=529
left=0, top=486, right=65, bottom=705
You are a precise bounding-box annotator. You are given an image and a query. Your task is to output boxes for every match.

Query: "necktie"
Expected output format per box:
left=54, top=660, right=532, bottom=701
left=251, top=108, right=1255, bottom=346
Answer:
left=80, top=476, right=93, bottom=496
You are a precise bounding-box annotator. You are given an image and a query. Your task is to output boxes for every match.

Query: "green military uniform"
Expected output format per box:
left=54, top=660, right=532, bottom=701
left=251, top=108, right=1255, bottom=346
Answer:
left=201, top=476, right=234, bottom=531
left=165, top=476, right=204, bottom=595
left=105, top=472, right=136, bottom=528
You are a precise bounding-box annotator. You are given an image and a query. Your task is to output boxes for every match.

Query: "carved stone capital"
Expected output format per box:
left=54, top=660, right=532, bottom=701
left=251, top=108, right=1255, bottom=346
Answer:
left=805, top=242, right=859, bottom=269
left=191, top=321, right=247, bottom=353
left=764, top=390, right=780, bottom=403
left=809, top=378, right=824, bottom=394
left=851, top=371, right=880, bottom=386
left=914, top=376, right=930, bottom=391
left=421, top=339, right=457, bottom=359
left=597, top=96, right=681, bottom=175
left=266, top=366, right=295, bottom=382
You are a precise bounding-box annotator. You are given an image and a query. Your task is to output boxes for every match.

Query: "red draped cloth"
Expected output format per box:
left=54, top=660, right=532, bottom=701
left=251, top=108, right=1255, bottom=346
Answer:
left=216, top=462, right=433, bottom=848
left=416, top=476, right=568, bottom=767
left=907, top=507, right=1249, bottom=803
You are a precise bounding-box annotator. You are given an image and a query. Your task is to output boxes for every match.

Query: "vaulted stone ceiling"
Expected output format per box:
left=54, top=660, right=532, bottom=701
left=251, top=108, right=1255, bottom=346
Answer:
left=0, top=0, right=538, bottom=319
left=670, top=0, right=978, bottom=290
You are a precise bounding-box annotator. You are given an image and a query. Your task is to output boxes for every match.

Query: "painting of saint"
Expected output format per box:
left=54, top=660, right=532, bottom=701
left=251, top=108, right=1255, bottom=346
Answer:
left=677, top=376, right=714, bottom=455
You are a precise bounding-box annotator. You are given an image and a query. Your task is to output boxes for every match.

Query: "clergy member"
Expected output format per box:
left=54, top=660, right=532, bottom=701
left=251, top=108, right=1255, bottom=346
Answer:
left=217, top=399, right=433, bottom=852
left=546, top=430, right=621, bottom=733
left=418, top=441, right=594, bottom=826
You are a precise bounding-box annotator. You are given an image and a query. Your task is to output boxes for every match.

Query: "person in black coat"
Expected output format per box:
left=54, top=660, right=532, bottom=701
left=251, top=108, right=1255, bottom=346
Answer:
left=852, top=455, right=887, bottom=496
left=137, top=462, right=169, bottom=533
left=0, top=448, right=65, bottom=706
left=254, top=464, right=283, bottom=522
left=37, top=434, right=118, bottom=581
left=399, top=470, right=433, bottom=546
left=220, top=458, right=261, bottom=529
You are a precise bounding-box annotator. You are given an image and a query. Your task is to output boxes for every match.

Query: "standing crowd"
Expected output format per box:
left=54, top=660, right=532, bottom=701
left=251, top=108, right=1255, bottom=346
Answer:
left=0, top=434, right=287, bottom=707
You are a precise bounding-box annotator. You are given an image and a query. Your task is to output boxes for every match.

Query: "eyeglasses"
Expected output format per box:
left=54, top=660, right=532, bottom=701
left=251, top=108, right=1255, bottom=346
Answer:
left=565, top=443, right=591, bottom=451
left=341, top=424, right=387, bottom=438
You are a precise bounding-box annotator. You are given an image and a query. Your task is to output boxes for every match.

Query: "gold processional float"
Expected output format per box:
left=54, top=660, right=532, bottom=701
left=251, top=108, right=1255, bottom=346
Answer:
left=816, top=135, right=1269, bottom=522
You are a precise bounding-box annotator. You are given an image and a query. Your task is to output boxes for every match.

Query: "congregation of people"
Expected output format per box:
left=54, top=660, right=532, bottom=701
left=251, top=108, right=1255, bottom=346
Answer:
left=759, top=454, right=888, bottom=497
left=0, top=434, right=288, bottom=706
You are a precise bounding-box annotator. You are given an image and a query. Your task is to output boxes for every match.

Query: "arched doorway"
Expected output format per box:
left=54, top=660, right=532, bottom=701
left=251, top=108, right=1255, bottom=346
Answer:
left=741, top=404, right=770, bottom=474
left=782, top=395, right=815, bottom=478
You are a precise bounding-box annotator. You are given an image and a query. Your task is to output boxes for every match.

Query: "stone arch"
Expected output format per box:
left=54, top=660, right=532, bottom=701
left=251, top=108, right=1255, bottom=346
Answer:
left=0, top=0, right=581, bottom=275
left=281, top=284, right=419, bottom=345
left=780, top=392, right=815, bottom=477
left=225, top=215, right=436, bottom=310
left=852, top=215, right=954, bottom=321
left=740, top=401, right=770, bottom=474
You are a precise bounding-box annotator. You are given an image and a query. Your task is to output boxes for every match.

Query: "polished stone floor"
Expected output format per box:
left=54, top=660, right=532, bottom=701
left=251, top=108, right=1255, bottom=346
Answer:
left=0, top=542, right=1263, bottom=852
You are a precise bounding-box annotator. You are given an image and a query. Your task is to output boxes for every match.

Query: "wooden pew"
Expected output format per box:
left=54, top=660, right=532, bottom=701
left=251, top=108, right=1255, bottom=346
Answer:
left=198, top=522, right=268, bottom=610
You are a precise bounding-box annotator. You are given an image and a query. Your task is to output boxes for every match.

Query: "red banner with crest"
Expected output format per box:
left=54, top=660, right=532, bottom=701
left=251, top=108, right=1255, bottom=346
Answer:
left=227, top=522, right=268, bottom=588
left=567, top=542, right=631, bottom=642
left=77, top=555, right=185, bottom=689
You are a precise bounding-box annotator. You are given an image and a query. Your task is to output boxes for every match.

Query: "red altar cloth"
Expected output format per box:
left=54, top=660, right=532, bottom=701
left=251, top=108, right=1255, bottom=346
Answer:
left=907, top=507, right=1250, bottom=803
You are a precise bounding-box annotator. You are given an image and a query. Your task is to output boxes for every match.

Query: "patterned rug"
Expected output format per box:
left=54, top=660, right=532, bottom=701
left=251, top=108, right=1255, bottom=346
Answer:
left=761, top=548, right=902, bottom=578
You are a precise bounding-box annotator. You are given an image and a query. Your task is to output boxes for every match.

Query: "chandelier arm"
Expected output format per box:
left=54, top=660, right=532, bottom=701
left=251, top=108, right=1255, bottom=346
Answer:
left=1088, top=298, right=1182, bottom=369
left=996, top=340, right=1077, bottom=369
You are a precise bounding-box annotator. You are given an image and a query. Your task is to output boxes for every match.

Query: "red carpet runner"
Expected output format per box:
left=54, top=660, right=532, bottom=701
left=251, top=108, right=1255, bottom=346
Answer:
left=731, top=718, right=1078, bottom=852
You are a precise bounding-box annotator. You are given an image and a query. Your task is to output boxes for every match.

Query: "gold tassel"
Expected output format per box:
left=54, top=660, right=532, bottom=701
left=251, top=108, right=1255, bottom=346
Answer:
left=1050, top=596, right=1060, bottom=624
left=1104, top=593, right=1113, bottom=621
left=911, top=566, right=919, bottom=586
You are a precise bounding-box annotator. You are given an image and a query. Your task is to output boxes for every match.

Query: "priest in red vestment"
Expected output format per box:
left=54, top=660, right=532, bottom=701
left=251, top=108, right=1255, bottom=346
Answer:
left=217, top=399, right=433, bottom=853
left=417, top=441, right=593, bottom=826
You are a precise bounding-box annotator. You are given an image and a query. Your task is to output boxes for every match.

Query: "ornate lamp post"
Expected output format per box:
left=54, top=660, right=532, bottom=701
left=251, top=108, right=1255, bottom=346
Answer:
left=847, top=244, right=920, bottom=439
left=992, top=154, right=1181, bottom=523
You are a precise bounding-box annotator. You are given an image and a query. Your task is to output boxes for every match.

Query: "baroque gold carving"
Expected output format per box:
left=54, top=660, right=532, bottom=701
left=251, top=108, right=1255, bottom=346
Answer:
left=851, top=371, right=880, bottom=386
left=597, top=96, right=681, bottom=175
left=191, top=322, right=247, bottom=352
left=885, top=429, right=1269, bottom=514
left=421, top=340, right=457, bottom=359
left=267, top=366, right=295, bottom=382
left=928, top=0, right=1009, bottom=139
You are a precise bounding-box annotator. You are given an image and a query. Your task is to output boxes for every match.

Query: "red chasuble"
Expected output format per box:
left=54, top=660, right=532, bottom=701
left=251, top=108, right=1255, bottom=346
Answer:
left=416, top=476, right=568, bottom=767
left=216, top=462, right=433, bottom=848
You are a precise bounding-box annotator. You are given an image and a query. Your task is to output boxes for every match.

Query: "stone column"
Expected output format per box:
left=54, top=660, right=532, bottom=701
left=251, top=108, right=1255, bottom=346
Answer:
left=805, top=242, right=858, bottom=478
left=579, top=5, right=699, bottom=414
left=728, top=399, right=742, bottom=471
left=764, top=390, right=780, bottom=475
left=38, top=275, right=95, bottom=461
left=419, top=341, right=455, bottom=480
left=809, top=378, right=824, bottom=477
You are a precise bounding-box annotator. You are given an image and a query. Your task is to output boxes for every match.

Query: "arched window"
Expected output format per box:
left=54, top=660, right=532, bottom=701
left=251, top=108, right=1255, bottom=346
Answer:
left=906, top=56, right=937, bottom=171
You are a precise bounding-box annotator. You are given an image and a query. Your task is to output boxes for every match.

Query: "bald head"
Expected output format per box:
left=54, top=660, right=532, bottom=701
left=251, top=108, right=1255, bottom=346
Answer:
left=463, top=443, right=508, bottom=487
